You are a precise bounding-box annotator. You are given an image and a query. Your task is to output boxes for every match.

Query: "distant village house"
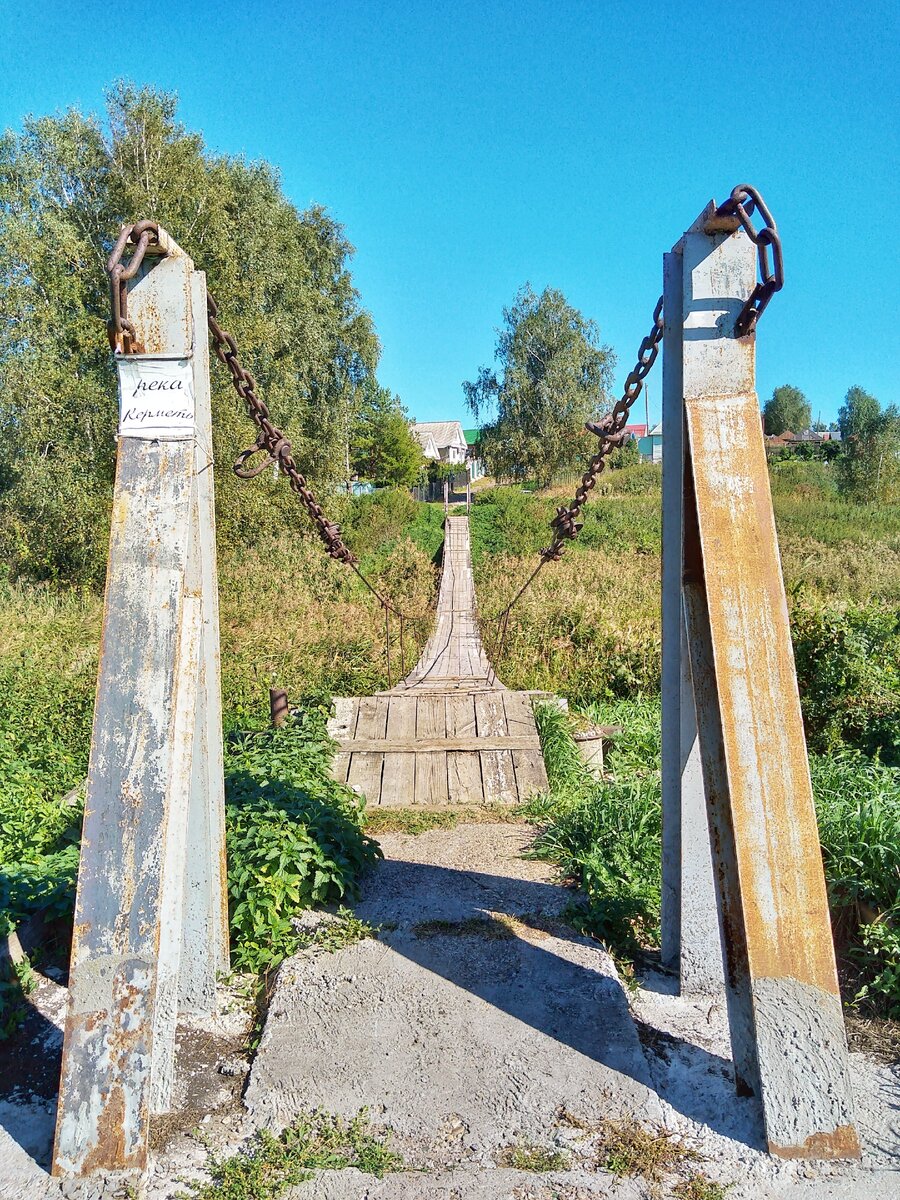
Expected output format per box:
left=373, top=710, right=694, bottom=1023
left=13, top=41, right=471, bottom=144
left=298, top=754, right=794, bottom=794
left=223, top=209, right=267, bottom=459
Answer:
left=411, top=421, right=485, bottom=480
left=411, top=421, right=468, bottom=465
left=623, top=422, right=663, bottom=463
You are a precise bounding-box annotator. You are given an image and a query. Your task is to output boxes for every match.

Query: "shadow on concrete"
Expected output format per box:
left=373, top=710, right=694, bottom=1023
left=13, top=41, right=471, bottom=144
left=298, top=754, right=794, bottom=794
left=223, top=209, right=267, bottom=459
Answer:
left=352, top=854, right=762, bottom=1148
left=0, top=983, right=61, bottom=1169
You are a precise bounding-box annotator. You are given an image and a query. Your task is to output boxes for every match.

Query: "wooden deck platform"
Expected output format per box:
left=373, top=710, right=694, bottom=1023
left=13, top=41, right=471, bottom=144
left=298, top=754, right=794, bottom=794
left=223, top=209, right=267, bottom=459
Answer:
left=328, top=517, right=548, bottom=807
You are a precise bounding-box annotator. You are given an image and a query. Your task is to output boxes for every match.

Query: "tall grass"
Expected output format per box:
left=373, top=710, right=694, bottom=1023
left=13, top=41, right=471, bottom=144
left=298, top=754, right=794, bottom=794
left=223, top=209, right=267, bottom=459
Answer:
left=525, top=701, right=662, bottom=955
left=528, top=696, right=900, bottom=1015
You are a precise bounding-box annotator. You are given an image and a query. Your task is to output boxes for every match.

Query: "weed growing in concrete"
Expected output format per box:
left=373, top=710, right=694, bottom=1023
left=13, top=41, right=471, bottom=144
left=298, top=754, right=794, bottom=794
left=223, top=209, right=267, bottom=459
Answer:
left=594, top=1117, right=701, bottom=1181
left=185, top=1109, right=402, bottom=1198
left=293, top=908, right=379, bottom=954
left=672, top=1173, right=731, bottom=1200
left=498, top=1141, right=569, bottom=1171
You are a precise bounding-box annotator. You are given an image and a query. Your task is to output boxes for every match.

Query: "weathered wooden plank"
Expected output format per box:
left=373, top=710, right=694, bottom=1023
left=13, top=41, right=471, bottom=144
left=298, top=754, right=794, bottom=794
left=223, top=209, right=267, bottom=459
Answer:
left=346, top=697, right=389, bottom=803
left=416, top=694, right=447, bottom=738
left=502, top=692, right=538, bottom=738
left=446, top=693, right=477, bottom=738
left=356, top=695, right=389, bottom=739
left=415, top=751, right=449, bottom=806
left=329, top=697, right=359, bottom=789
left=336, top=736, right=541, bottom=753
left=511, top=750, right=548, bottom=800
left=447, top=751, right=484, bottom=805
left=480, top=748, right=517, bottom=804
left=475, top=691, right=516, bottom=803
left=329, top=696, right=360, bottom=740
left=474, top=691, right=507, bottom=737
left=347, top=752, right=384, bottom=804
left=381, top=695, right=416, bottom=806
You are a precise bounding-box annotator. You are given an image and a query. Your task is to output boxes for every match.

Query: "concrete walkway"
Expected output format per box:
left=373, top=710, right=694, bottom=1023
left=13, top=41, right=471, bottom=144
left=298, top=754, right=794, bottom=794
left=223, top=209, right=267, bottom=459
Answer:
left=246, top=824, right=662, bottom=1186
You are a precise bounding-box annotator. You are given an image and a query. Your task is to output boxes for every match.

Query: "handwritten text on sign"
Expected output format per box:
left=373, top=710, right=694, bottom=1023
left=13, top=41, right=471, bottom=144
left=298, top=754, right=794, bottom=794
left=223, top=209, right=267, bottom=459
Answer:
left=116, top=356, right=195, bottom=440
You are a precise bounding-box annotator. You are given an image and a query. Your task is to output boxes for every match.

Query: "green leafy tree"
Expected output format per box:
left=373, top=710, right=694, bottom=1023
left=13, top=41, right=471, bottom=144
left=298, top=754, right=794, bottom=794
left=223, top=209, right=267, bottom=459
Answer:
left=0, top=83, right=379, bottom=584
left=836, top=386, right=900, bottom=503
left=762, top=385, right=811, bottom=436
left=463, top=285, right=615, bottom=487
left=349, top=381, right=423, bottom=487
left=609, top=436, right=640, bottom=470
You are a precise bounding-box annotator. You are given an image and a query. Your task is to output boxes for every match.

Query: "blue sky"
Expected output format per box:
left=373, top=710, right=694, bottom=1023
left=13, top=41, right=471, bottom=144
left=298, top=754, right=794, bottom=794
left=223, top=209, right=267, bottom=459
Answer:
left=1, top=1, right=897, bottom=427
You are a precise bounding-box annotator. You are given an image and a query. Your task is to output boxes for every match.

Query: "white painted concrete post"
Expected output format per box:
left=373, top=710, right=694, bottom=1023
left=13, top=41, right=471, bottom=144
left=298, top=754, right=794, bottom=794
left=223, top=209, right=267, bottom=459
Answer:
left=178, top=268, right=230, bottom=1014
left=671, top=202, right=859, bottom=1159
left=660, top=242, right=723, bottom=992
left=53, top=229, right=227, bottom=1177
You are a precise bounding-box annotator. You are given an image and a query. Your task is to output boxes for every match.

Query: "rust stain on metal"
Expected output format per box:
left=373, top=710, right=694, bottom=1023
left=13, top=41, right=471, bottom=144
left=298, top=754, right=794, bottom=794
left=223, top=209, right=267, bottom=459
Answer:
left=685, top=391, right=840, bottom=996
left=769, top=1125, right=861, bottom=1161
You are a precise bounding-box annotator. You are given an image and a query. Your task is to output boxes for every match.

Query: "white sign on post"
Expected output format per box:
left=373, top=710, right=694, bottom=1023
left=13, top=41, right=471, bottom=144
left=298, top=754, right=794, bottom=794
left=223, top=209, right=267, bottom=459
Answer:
left=117, top=355, right=195, bottom=440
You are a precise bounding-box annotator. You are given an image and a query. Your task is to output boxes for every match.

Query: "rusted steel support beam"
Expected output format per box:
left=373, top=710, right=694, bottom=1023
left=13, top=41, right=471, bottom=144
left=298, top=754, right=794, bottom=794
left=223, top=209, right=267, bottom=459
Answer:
left=671, top=204, right=859, bottom=1159
left=52, top=231, right=226, bottom=1177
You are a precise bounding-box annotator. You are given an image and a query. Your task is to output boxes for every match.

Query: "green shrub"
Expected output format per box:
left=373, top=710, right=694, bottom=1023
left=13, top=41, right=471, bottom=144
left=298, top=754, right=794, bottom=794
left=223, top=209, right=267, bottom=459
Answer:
left=792, top=602, right=900, bottom=762
left=811, top=750, right=900, bottom=922
left=342, top=489, right=444, bottom=563
left=223, top=703, right=381, bottom=973
left=0, top=845, right=79, bottom=937
left=853, top=923, right=900, bottom=1019
left=526, top=701, right=661, bottom=954
left=768, top=459, right=838, bottom=501
left=529, top=699, right=900, bottom=1016
left=470, top=486, right=547, bottom=561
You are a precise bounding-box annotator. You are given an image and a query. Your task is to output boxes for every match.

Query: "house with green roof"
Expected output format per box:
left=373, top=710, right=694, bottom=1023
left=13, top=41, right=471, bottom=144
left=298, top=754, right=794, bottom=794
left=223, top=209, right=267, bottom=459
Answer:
left=463, top=428, right=485, bottom=480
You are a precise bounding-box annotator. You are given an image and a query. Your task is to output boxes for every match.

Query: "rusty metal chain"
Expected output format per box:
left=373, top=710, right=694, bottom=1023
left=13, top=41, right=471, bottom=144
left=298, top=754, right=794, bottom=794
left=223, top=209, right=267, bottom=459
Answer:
left=204, top=293, right=360, bottom=567
left=541, top=294, right=664, bottom=566
left=482, top=294, right=664, bottom=673
left=715, top=184, right=784, bottom=336
left=106, top=220, right=161, bottom=352
left=486, top=181, right=782, bottom=664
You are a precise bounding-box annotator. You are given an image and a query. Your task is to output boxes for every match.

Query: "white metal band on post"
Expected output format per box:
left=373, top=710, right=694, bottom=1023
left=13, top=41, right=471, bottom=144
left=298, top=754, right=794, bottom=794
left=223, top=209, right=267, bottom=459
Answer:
left=52, top=229, right=227, bottom=1177
left=662, top=202, right=860, bottom=1159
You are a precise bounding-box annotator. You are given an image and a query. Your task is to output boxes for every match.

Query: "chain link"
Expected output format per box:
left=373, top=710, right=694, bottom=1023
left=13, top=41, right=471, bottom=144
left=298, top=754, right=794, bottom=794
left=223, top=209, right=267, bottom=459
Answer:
left=715, top=184, right=784, bottom=336
left=204, top=293, right=359, bottom=567
left=106, top=220, right=161, bottom=352
left=541, top=294, right=664, bottom=564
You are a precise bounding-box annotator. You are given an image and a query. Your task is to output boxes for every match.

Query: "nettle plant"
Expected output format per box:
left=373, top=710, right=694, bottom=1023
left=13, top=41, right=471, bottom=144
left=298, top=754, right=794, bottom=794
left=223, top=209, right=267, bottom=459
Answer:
left=224, top=704, right=382, bottom=973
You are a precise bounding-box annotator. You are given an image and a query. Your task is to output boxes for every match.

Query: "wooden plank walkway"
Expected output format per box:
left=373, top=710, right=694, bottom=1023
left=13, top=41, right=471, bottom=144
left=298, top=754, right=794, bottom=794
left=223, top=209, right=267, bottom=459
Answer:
left=328, top=516, right=548, bottom=807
